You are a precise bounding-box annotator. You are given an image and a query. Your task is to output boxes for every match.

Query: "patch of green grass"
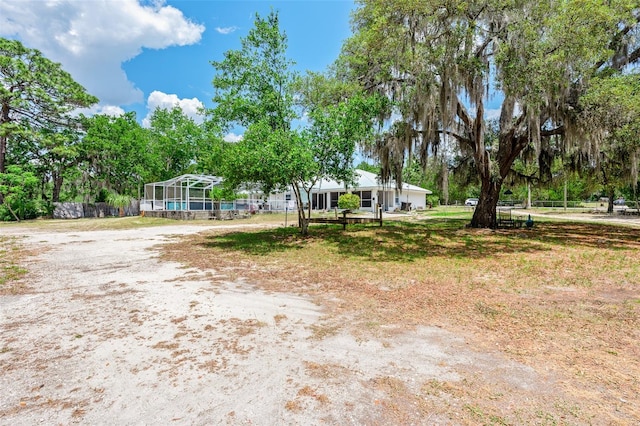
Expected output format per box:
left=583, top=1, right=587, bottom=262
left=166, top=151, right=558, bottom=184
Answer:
left=198, top=218, right=640, bottom=274
left=420, top=207, right=474, bottom=219
left=0, top=264, right=27, bottom=285
left=0, top=236, right=28, bottom=288
left=202, top=226, right=303, bottom=255
left=463, top=404, right=509, bottom=425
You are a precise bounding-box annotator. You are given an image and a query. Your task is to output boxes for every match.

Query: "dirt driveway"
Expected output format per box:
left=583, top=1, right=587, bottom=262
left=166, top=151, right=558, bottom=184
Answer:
left=2, top=223, right=567, bottom=424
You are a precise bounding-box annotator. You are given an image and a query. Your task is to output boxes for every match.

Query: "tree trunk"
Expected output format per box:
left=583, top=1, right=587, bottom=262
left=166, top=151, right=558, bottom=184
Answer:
left=300, top=218, right=309, bottom=235
left=0, top=135, right=6, bottom=175
left=52, top=173, right=64, bottom=203
left=440, top=158, right=449, bottom=206
left=1, top=101, right=9, bottom=175
left=468, top=100, right=502, bottom=228
left=470, top=176, right=501, bottom=228
left=291, top=184, right=309, bottom=236
left=0, top=102, right=8, bottom=205
left=607, top=188, right=615, bottom=214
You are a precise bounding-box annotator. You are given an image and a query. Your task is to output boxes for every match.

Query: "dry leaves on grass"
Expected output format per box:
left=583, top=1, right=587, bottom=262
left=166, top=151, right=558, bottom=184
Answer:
left=162, top=219, right=640, bottom=423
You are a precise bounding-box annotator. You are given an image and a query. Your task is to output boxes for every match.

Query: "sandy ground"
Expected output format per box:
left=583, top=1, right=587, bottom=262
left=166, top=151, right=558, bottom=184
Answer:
left=2, top=223, right=562, bottom=425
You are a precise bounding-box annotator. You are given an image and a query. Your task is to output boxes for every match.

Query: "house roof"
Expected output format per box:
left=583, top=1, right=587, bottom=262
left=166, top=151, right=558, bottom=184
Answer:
left=312, top=169, right=432, bottom=194
left=145, top=174, right=223, bottom=189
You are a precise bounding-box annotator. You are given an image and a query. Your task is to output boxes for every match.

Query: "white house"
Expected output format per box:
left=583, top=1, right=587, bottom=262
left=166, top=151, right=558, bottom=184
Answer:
left=140, top=170, right=432, bottom=214
left=306, top=169, right=432, bottom=212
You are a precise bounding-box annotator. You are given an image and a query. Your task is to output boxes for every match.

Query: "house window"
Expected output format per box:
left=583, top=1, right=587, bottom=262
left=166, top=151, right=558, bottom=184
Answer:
left=330, top=191, right=345, bottom=208
left=360, top=191, right=372, bottom=208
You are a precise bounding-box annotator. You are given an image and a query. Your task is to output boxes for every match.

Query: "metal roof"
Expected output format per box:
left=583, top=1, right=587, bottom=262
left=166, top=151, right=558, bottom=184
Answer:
left=147, top=174, right=223, bottom=189
left=311, top=170, right=432, bottom=194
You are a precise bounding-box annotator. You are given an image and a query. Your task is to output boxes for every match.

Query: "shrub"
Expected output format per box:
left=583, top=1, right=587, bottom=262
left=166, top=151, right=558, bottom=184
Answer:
left=106, top=192, right=133, bottom=217
left=0, top=165, right=42, bottom=221
left=338, top=193, right=360, bottom=211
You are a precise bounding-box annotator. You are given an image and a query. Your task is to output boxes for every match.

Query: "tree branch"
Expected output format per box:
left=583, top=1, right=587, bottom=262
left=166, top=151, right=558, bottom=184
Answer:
left=541, top=125, right=564, bottom=137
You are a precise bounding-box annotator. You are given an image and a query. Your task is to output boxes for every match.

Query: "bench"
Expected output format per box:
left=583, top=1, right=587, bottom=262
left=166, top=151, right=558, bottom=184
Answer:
left=307, top=207, right=383, bottom=230
left=496, top=208, right=524, bottom=228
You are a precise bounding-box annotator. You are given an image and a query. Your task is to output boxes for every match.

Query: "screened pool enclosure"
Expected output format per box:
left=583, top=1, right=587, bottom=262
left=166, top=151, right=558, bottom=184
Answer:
left=140, top=174, right=223, bottom=212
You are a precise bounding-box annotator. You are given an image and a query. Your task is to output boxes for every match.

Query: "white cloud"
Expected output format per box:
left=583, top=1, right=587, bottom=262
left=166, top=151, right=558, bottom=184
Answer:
left=142, top=90, right=205, bottom=127
left=215, top=26, right=239, bottom=35
left=99, top=105, right=127, bottom=117
left=76, top=104, right=126, bottom=117
left=223, top=132, right=243, bottom=143
left=0, top=0, right=204, bottom=106
left=485, top=109, right=502, bottom=121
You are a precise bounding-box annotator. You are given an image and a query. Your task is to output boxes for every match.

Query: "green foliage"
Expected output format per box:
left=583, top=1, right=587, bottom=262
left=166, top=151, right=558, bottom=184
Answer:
left=577, top=72, right=640, bottom=200
left=147, top=107, right=206, bottom=181
left=355, top=161, right=379, bottom=174
left=209, top=187, right=239, bottom=201
left=105, top=192, right=133, bottom=217
left=208, top=11, right=301, bottom=194
left=302, top=92, right=385, bottom=189
left=338, top=193, right=361, bottom=211
left=220, top=120, right=311, bottom=195
left=343, top=0, right=639, bottom=227
left=80, top=112, right=148, bottom=198
left=210, top=11, right=296, bottom=133
left=0, top=38, right=98, bottom=176
left=208, top=11, right=384, bottom=234
left=0, top=165, right=42, bottom=221
left=95, top=188, right=110, bottom=203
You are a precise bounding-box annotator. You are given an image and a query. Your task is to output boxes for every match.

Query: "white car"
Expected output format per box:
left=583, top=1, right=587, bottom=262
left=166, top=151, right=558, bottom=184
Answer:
left=465, top=198, right=479, bottom=206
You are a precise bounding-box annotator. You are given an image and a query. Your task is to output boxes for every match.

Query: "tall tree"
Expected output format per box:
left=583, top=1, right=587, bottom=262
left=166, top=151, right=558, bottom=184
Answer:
left=34, top=127, right=83, bottom=203
left=209, top=11, right=382, bottom=234
left=0, top=38, right=98, bottom=178
left=210, top=11, right=296, bottom=133
left=208, top=11, right=303, bottom=223
left=576, top=72, right=640, bottom=212
left=81, top=112, right=148, bottom=199
left=342, top=0, right=639, bottom=227
left=146, top=106, right=205, bottom=181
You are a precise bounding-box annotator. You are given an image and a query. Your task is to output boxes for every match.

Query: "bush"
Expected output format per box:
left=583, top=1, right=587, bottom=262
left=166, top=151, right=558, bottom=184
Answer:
left=0, top=200, right=42, bottom=221
left=106, top=192, right=133, bottom=217
left=338, top=193, right=360, bottom=210
left=0, top=165, right=43, bottom=221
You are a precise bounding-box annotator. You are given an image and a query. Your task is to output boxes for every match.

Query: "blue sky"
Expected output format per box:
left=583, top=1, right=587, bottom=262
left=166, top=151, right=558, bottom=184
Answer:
left=0, top=0, right=356, bottom=137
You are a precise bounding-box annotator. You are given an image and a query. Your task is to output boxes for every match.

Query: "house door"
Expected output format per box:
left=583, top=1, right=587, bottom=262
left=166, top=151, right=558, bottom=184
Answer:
left=313, top=193, right=326, bottom=210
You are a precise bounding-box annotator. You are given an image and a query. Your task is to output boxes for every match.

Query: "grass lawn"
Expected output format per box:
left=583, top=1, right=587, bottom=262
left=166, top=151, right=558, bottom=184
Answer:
left=162, top=215, right=640, bottom=424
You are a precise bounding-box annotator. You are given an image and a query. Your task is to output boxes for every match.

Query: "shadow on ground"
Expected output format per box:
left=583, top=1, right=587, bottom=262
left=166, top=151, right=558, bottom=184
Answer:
left=199, top=219, right=640, bottom=262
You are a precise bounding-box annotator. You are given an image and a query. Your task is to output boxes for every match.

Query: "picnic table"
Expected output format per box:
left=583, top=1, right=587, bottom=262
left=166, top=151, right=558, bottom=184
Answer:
left=307, top=206, right=383, bottom=230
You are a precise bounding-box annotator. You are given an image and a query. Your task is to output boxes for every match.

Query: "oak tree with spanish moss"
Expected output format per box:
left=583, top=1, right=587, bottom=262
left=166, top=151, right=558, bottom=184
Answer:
left=342, top=0, right=639, bottom=227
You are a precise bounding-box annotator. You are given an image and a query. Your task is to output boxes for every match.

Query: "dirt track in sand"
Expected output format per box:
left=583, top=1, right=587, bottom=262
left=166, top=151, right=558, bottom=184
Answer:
left=2, top=223, right=564, bottom=425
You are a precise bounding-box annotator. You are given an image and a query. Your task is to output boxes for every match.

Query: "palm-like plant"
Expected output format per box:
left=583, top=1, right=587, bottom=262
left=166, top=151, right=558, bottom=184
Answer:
left=106, top=192, right=133, bottom=217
